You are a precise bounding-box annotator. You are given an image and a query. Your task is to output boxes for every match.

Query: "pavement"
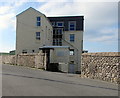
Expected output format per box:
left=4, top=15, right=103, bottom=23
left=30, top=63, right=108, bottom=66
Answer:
left=2, top=64, right=118, bottom=96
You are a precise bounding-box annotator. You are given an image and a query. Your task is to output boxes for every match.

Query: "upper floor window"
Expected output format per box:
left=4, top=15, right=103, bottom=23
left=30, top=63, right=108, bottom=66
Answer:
left=69, top=21, right=76, bottom=31
left=36, top=32, right=40, bottom=40
left=56, top=22, right=64, bottom=27
left=70, top=34, right=75, bottom=42
left=36, top=17, right=41, bottom=26
left=51, top=22, right=55, bottom=26
left=53, top=38, right=62, bottom=46
left=56, top=28, right=63, bottom=35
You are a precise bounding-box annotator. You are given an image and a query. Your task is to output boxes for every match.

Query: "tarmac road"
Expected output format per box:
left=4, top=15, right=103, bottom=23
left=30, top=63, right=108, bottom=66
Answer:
left=2, top=64, right=118, bottom=96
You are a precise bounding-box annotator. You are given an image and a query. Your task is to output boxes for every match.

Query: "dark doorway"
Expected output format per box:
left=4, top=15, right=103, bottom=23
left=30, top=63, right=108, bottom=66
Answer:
left=49, top=63, right=59, bottom=72
left=40, top=48, right=59, bottom=72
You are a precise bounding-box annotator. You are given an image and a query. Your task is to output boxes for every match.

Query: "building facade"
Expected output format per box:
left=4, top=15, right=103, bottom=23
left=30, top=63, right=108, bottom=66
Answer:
left=16, top=7, right=84, bottom=73
left=48, top=17, right=84, bottom=73
left=16, top=7, right=53, bottom=54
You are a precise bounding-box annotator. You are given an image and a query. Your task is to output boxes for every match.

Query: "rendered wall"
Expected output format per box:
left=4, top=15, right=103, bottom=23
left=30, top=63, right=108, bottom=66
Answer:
left=16, top=8, right=53, bottom=54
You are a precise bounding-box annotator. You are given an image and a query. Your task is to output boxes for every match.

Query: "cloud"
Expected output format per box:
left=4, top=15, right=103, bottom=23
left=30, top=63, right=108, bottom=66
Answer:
left=87, top=35, right=117, bottom=42
left=100, top=28, right=118, bottom=34
left=0, top=44, right=15, bottom=53
left=0, top=13, right=15, bottom=31
left=0, top=0, right=119, bottom=2
left=0, top=6, right=12, bottom=14
left=0, top=1, right=24, bottom=32
left=38, top=2, right=118, bottom=37
left=72, top=0, right=119, bottom=2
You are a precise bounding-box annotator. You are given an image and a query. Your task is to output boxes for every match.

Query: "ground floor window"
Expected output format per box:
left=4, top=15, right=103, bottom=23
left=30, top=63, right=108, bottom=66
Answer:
left=22, top=49, right=27, bottom=54
left=70, top=49, right=74, bottom=55
left=36, top=32, right=40, bottom=40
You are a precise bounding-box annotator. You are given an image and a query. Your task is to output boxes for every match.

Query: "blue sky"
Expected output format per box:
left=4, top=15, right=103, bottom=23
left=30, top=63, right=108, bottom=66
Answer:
left=0, top=0, right=119, bottom=53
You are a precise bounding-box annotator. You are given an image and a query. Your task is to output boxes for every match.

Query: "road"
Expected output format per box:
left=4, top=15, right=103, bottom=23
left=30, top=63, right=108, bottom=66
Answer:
left=2, top=64, right=118, bottom=96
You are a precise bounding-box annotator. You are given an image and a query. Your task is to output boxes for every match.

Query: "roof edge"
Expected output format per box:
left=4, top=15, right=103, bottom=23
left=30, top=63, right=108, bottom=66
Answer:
left=16, top=7, right=45, bottom=17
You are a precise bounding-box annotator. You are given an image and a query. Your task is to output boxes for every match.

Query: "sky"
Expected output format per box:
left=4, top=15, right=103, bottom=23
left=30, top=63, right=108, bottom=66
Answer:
left=0, top=0, right=119, bottom=53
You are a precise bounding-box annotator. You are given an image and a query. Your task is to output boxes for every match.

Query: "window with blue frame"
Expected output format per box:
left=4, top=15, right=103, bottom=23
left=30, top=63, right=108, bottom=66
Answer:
left=69, top=21, right=76, bottom=31
left=70, top=34, right=75, bottom=42
left=56, top=22, right=64, bottom=27
left=36, top=32, right=40, bottom=40
left=52, top=22, right=55, bottom=26
left=36, top=17, right=41, bottom=26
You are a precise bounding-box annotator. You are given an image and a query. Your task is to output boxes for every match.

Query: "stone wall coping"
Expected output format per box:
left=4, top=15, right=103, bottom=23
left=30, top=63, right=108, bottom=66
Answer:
left=18, top=53, right=45, bottom=56
left=82, top=52, right=120, bottom=57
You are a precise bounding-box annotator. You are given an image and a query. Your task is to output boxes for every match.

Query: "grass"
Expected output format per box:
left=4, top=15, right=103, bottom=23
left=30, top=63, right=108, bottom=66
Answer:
left=0, top=52, right=10, bottom=55
left=0, top=52, right=15, bottom=55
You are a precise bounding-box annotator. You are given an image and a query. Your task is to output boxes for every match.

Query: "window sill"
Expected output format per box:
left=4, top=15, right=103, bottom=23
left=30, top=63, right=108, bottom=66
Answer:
left=70, top=41, right=75, bottom=43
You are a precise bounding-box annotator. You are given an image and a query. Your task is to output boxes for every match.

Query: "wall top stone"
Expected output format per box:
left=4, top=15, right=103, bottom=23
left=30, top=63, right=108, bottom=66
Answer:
left=18, top=53, right=45, bottom=56
left=82, top=52, right=120, bottom=57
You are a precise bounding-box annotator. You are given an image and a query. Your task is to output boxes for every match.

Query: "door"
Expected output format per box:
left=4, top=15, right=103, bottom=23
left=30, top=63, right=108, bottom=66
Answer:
left=69, top=63, right=75, bottom=73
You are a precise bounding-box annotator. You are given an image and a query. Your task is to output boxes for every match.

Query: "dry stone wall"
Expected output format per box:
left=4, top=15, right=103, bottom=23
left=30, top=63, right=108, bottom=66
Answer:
left=17, top=54, right=36, bottom=68
left=2, top=55, right=16, bottom=65
left=81, top=52, right=120, bottom=84
left=1, top=52, right=46, bottom=69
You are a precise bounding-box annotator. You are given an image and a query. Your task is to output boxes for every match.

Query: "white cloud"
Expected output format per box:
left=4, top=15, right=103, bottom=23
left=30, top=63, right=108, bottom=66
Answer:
left=0, top=0, right=119, bottom=2
left=0, top=13, right=15, bottom=31
left=84, top=27, right=118, bottom=43
left=0, top=6, right=12, bottom=14
left=0, top=44, right=15, bottom=53
left=13, top=0, right=30, bottom=7
left=100, top=28, right=118, bottom=34
left=87, top=35, right=116, bottom=42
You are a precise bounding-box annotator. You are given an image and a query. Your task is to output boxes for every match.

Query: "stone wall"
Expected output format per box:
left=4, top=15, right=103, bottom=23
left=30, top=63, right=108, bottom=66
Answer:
left=2, top=55, right=16, bottom=65
left=81, top=52, right=120, bottom=84
left=1, top=52, right=46, bottom=69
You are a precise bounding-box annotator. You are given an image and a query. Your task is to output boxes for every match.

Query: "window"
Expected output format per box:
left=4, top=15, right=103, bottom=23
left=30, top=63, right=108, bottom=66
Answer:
left=53, top=28, right=63, bottom=35
left=32, top=50, right=35, bottom=53
left=56, top=22, right=64, bottom=27
left=70, top=49, right=74, bottom=55
left=22, top=49, right=27, bottom=54
left=36, top=17, right=41, bottom=26
left=52, top=22, right=55, bottom=26
left=36, top=32, right=40, bottom=40
left=70, top=34, right=75, bottom=42
left=57, top=29, right=62, bottom=35
left=70, top=61, right=74, bottom=64
left=53, top=39, right=62, bottom=46
left=53, top=28, right=63, bottom=46
left=57, top=51, right=64, bottom=56
left=69, top=21, right=76, bottom=31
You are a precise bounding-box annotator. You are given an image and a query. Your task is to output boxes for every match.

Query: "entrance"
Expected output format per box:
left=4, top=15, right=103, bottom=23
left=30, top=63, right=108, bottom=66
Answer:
left=41, top=48, right=59, bottom=72
left=49, top=63, right=59, bottom=72
left=69, top=63, right=75, bottom=73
